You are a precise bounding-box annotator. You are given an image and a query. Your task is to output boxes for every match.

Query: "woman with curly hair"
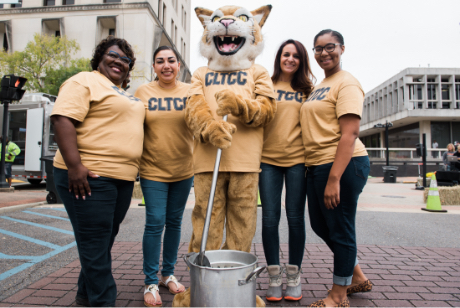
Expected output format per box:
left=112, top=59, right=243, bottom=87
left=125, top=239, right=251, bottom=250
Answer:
left=261, top=39, right=315, bottom=302
left=51, top=36, right=144, bottom=307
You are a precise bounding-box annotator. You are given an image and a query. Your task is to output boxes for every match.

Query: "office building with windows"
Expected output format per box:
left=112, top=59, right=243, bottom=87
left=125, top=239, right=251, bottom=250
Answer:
left=0, top=0, right=192, bottom=92
left=359, top=68, right=460, bottom=156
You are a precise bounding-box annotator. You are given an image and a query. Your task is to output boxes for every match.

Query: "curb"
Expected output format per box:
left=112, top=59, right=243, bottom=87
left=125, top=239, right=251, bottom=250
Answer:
left=0, top=201, right=47, bottom=214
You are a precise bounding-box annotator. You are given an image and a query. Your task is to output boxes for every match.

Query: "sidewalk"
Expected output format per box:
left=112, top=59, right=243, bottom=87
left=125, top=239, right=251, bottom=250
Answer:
left=1, top=242, right=459, bottom=307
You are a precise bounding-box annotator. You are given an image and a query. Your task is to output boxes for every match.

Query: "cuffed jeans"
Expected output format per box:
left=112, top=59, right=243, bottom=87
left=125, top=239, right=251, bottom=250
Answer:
left=306, top=156, right=370, bottom=286
left=259, top=163, right=307, bottom=268
left=54, top=167, right=133, bottom=307
left=141, top=177, right=193, bottom=285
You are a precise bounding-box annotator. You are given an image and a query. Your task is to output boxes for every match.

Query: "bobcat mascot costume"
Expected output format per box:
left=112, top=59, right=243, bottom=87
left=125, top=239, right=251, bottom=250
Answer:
left=172, top=4, right=276, bottom=307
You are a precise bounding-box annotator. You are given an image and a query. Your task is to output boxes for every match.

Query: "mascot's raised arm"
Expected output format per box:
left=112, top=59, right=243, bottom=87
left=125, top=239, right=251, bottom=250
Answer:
left=173, top=4, right=275, bottom=307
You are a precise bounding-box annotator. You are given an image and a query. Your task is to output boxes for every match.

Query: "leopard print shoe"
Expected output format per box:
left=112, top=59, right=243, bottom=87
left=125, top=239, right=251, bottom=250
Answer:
left=307, top=299, right=350, bottom=307
left=347, top=279, right=373, bottom=295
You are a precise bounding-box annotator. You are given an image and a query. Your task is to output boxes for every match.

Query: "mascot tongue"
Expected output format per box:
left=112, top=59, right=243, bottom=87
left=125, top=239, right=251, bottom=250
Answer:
left=221, top=43, right=237, bottom=52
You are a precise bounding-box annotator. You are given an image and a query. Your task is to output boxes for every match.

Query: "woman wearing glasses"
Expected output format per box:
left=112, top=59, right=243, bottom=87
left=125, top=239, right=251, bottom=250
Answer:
left=134, top=46, right=193, bottom=307
left=51, top=37, right=144, bottom=306
left=260, top=39, right=315, bottom=302
left=300, top=29, right=371, bottom=307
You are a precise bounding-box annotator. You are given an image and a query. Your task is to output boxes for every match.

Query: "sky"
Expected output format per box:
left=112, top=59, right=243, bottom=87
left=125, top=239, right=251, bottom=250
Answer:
left=189, top=0, right=460, bottom=93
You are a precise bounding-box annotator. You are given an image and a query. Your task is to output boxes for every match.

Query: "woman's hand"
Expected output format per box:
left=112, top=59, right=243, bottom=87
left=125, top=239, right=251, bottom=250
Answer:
left=67, top=163, right=99, bottom=200
left=324, top=177, right=340, bottom=209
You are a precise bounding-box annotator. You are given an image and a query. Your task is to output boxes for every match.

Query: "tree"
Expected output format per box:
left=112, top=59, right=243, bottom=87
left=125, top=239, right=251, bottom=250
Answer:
left=0, top=33, right=91, bottom=95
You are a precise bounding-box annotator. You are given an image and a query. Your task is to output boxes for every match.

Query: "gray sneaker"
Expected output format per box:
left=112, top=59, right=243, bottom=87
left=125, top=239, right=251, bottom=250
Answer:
left=266, top=265, right=283, bottom=301
left=285, top=264, right=302, bottom=300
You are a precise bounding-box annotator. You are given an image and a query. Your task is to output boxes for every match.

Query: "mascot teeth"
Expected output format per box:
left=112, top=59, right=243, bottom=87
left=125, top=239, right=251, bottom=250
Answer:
left=214, top=35, right=245, bottom=55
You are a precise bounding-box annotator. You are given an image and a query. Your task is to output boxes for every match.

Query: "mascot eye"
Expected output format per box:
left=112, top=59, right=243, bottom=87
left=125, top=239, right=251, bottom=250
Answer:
left=212, top=16, right=220, bottom=22
left=238, top=15, right=248, bottom=22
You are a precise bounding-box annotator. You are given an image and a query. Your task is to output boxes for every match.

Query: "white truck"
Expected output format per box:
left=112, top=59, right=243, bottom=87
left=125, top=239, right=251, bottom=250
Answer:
left=0, top=93, right=57, bottom=185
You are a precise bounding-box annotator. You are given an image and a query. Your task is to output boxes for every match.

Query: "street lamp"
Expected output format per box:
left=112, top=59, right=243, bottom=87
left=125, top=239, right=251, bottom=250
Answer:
left=374, top=121, right=393, bottom=166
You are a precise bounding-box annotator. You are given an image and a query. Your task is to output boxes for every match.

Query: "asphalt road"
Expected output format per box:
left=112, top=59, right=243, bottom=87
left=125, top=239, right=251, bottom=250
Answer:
left=0, top=196, right=459, bottom=301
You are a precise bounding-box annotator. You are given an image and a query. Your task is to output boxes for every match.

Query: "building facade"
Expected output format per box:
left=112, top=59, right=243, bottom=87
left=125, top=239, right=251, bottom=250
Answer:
left=0, top=0, right=192, bottom=92
left=360, top=68, right=460, bottom=155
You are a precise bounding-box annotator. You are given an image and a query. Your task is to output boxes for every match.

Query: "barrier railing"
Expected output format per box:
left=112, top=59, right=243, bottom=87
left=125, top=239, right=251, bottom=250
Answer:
left=366, top=148, right=447, bottom=160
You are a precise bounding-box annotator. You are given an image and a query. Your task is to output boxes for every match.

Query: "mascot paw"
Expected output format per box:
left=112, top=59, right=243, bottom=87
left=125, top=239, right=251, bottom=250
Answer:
left=172, top=288, right=190, bottom=307
left=256, top=295, right=266, bottom=307
left=202, top=120, right=237, bottom=149
left=215, top=89, right=240, bottom=116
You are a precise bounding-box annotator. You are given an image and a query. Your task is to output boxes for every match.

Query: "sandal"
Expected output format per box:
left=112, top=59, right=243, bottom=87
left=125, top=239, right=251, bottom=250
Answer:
left=144, top=284, right=162, bottom=307
left=159, top=275, right=185, bottom=295
left=327, top=279, right=373, bottom=295
left=307, top=298, right=350, bottom=307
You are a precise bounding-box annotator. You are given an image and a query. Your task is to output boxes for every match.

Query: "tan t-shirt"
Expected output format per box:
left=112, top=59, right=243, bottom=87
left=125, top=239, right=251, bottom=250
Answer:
left=300, top=70, right=368, bottom=167
left=135, top=81, right=193, bottom=182
left=261, top=81, right=305, bottom=167
left=52, top=71, right=145, bottom=181
left=189, top=64, right=276, bottom=173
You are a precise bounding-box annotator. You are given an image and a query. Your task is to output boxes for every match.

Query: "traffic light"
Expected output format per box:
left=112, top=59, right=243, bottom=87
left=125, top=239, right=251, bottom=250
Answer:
left=416, top=143, right=424, bottom=157
left=0, top=75, right=27, bottom=102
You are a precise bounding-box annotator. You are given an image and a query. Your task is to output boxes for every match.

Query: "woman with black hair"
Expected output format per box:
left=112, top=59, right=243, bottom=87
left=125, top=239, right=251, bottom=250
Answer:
left=135, top=46, right=193, bottom=307
left=261, top=39, right=315, bottom=302
left=51, top=36, right=144, bottom=307
left=301, top=29, right=371, bottom=307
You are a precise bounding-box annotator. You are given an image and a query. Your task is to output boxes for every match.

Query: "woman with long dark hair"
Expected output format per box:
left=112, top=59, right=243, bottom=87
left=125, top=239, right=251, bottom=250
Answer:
left=261, top=39, right=315, bottom=302
left=135, top=46, right=193, bottom=307
left=301, top=29, right=372, bottom=307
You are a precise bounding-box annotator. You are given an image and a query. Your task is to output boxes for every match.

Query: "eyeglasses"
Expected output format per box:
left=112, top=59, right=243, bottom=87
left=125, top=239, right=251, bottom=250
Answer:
left=312, top=43, right=341, bottom=55
left=105, top=50, right=131, bottom=65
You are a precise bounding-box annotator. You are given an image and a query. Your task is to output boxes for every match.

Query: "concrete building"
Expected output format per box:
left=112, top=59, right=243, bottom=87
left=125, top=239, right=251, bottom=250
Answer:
left=359, top=68, right=460, bottom=158
left=0, top=0, right=192, bottom=92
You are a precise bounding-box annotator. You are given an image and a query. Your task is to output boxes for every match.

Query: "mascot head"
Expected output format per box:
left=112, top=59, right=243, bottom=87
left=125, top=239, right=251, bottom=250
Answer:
left=195, top=5, right=272, bottom=71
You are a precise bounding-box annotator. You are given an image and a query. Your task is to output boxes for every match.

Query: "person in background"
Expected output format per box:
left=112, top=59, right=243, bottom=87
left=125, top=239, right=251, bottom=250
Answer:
left=300, top=29, right=372, bottom=307
left=260, top=39, right=315, bottom=302
left=51, top=36, right=144, bottom=307
left=0, top=136, right=21, bottom=187
left=432, top=140, right=439, bottom=158
left=135, top=46, right=193, bottom=307
left=442, top=143, right=455, bottom=171
left=453, top=145, right=460, bottom=171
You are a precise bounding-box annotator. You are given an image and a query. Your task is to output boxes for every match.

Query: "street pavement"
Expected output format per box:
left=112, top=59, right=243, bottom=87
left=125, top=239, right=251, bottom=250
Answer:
left=0, top=178, right=459, bottom=307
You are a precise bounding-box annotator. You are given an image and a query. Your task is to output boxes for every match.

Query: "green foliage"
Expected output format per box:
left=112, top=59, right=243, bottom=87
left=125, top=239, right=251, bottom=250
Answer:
left=0, top=33, right=91, bottom=94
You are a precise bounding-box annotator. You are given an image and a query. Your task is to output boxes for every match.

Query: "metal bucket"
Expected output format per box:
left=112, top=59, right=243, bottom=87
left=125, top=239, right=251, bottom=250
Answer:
left=184, top=250, right=265, bottom=307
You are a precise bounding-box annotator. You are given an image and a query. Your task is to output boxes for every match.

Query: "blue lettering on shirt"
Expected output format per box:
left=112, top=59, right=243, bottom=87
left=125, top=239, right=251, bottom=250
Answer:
left=204, top=71, right=247, bottom=87
left=276, top=89, right=303, bottom=103
left=306, top=87, right=330, bottom=102
left=148, top=97, right=186, bottom=111
left=111, top=86, right=141, bottom=102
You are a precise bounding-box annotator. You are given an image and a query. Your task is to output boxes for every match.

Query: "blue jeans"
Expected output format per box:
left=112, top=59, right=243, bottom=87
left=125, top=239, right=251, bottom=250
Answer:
left=5, top=162, right=12, bottom=178
left=141, top=176, right=193, bottom=285
left=259, top=163, right=307, bottom=267
left=54, top=167, right=133, bottom=307
left=306, top=156, right=370, bottom=286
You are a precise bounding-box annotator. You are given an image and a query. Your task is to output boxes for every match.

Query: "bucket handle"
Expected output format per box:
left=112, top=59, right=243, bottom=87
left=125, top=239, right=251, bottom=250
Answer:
left=238, top=266, right=266, bottom=286
left=183, top=252, right=195, bottom=268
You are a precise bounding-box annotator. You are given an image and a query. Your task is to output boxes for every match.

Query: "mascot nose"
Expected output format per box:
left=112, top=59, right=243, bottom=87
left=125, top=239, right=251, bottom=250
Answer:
left=220, top=19, right=234, bottom=28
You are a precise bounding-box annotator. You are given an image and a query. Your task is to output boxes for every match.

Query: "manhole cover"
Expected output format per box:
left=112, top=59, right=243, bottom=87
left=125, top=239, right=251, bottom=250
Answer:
left=381, top=195, right=406, bottom=198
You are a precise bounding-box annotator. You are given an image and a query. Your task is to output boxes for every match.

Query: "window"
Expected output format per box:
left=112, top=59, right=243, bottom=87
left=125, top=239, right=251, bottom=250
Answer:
left=2, top=33, right=7, bottom=51
left=181, top=5, right=184, bottom=27
left=109, top=28, right=115, bottom=36
left=388, top=123, right=420, bottom=149
left=409, top=84, right=422, bottom=100
left=428, top=102, right=437, bottom=109
left=184, top=11, right=186, bottom=31
left=427, top=84, right=436, bottom=100
left=44, top=0, right=55, bottom=6
left=442, top=102, right=450, bottom=109
left=1, top=22, right=8, bottom=52
left=96, top=16, right=117, bottom=42
left=441, top=78, right=449, bottom=82
left=63, top=0, right=75, bottom=4
left=11, top=0, right=22, bottom=7
left=180, top=37, right=183, bottom=55
left=442, top=84, right=450, bottom=100
left=174, top=25, right=177, bottom=45
left=104, top=0, right=122, bottom=2
left=183, top=42, right=186, bottom=59
left=42, top=19, right=61, bottom=37
left=163, top=4, right=167, bottom=27
left=456, top=84, right=460, bottom=100
left=55, top=31, right=60, bottom=37
left=0, top=4, right=3, bottom=8
left=171, top=20, right=175, bottom=42
left=427, top=78, right=435, bottom=82
left=431, top=122, right=450, bottom=149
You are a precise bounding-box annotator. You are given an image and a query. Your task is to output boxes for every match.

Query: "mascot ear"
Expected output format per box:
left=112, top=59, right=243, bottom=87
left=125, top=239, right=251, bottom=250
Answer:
left=251, top=5, right=272, bottom=28
left=195, top=7, right=214, bottom=28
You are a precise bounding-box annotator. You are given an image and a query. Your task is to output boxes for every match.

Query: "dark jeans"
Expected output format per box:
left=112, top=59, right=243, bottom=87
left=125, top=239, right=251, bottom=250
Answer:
left=140, top=176, right=193, bottom=285
left=54, top=167, right=133, bottom=307
left=306, top=156, right=370, bottom=286
left=259, top=163, right=307, bottom=267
